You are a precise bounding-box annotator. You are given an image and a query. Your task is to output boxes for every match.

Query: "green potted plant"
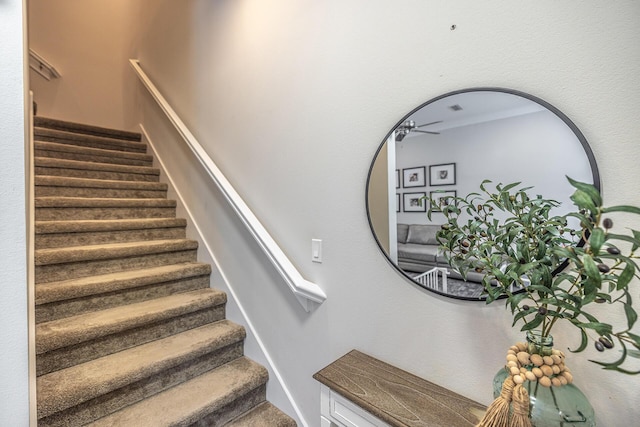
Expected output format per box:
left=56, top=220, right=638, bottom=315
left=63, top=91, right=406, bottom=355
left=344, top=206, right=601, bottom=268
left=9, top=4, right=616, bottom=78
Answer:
left=427, top=177, right=640, bottom=426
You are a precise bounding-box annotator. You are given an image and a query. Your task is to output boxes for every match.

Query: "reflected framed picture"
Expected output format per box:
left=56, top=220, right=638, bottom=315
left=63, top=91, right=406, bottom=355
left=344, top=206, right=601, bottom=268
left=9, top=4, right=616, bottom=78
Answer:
left=396, top=169, right=400, bottom=189
left=396, top=194, right=400, bottom=212
left=403, top=192, right=426, bottom=212
left=429, top=163, right=456, bottom=186
left=402, top=166, right=426, bottom=188
left=430, top=190, right=457, bottom=212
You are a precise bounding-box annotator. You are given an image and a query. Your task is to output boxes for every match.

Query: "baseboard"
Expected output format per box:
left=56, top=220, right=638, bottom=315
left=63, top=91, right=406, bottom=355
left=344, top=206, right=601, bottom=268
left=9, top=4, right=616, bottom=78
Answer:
left=138, top=124, right=307, bottom=427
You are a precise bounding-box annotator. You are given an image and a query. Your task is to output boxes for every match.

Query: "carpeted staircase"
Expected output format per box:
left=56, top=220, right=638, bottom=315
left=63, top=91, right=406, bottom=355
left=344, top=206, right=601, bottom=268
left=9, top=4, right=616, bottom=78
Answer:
left=33, top=117, right=297, bottom=426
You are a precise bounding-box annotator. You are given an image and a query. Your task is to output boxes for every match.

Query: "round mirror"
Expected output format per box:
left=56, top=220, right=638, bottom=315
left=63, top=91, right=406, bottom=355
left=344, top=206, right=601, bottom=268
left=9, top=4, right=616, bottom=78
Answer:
left=366, top=88, right=600, bottom=300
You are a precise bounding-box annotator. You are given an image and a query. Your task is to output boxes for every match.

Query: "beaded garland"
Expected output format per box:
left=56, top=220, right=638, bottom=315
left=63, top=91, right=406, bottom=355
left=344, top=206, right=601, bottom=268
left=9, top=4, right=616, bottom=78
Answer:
left=505, top=341, right=573, bottom=388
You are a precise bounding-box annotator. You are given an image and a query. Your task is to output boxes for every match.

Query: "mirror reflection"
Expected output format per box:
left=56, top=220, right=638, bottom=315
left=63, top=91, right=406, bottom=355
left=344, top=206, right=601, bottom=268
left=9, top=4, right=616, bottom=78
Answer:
left=367, top=88, right=600, bottom=300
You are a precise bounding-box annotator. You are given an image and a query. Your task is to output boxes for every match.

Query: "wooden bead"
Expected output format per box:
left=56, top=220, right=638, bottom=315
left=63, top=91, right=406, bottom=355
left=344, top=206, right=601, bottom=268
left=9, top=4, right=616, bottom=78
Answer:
left=551, top=377, right=562, bottom=387
left=552, top=365, right=561, bottom=375
left=510, top=366, right=521, bottom=376
left=558, top=375, right=568, bottom=385
left=551, top=355, right=562, bottom=365
left=507, top=354, right=518, bottom=363
left=513, top=374, right=525, bottom=385
left=510, top=345, right=520, bottom=353
left=530, top=354, right=544, bottom=366
left=562, top=371, right=573, bottom=384
left=539, top=376, right=552, bottom=387
left=532, top=367, right=543, bottom=378
left=543, top=356, right=554, bottom=366
left=507, top=361, right=518, bottom=368
left=517, top=351, right=531, bottom=365
left=525, top=371, right=537, bottom=381
left=541, top=365, right=553, bottom=377
left=516, top=342, right=528, bottom=352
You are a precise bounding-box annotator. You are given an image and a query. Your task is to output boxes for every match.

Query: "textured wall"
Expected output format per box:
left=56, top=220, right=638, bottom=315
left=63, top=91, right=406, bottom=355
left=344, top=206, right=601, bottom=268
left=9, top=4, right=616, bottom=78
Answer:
left=141, top=1, right=640, bottom=425
left=0, top=0, right=29, bottom=424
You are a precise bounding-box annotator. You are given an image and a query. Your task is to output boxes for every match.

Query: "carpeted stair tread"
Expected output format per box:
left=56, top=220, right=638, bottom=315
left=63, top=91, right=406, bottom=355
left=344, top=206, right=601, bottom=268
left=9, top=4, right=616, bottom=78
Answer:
left=35, top=176, right=168, bottom=199
left=35, top=141, right=153, bottom=167
left=37, top=320, right=246, bottom=419
left=35, top=196, right=176, bottom=208
left=36, top=288, right=226, bottom=354
left=35, top=116, right=142, bottom=141
left=36, top=262, right=211, bottom=305
left=35, top=127, right=147, bottom=153
left=85, top=357, right=267, bottom=427
left=35, top=157, right=160, bottom=181
left=227, top=402, right=297, bottom=427
left=35, top=175, right=167, bottom=191
left=35, top=239, right=198, bottom=266
left=36, top=217, right=186, bottom=235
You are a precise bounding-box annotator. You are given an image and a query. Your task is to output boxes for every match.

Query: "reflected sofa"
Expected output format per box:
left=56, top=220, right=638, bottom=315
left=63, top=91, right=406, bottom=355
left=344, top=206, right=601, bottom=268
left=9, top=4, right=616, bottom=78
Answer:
left=397, top=223, right=485, bottom=282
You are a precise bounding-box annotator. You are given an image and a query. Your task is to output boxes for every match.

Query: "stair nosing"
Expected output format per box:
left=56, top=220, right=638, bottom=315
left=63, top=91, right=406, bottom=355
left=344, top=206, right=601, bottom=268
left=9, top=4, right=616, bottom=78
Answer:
left=35, top=218, right=186, bottom=234
left=34, top=117, right=142, bottom=141
left=35, top=238, right=198, bottom=266
left=35, top=196, right=176, bottom=208
left=35, top=127, right=147, bottom=152
left=35, top=289, right=226, bottom=354
left=82, top=357, right=266, bottom=427
left=35, top=176, right=168, bottom=191
left=36, top=320, right=246, bottom=418
left=35, top=157, right=160, bottom=175
left=35, top=141, right=153, bottom=162
left=35, top=262, right=211, bottom=305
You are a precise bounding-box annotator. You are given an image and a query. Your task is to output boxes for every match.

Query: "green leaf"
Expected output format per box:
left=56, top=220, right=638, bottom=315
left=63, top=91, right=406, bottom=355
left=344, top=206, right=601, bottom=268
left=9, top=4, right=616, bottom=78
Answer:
left=582, top=254, right=602, bottom=288
left=567, top=176, right=603, bottom=206
left=569, top=328, right=589, bottom=353
left=624, top=293, right=638, bottom=329
left=588, top=228, right=605, bottom=255
left=520, top=315, right=544, bottom=331
left=602, top=205, right=640, bottom=215
left=570, top=189, right=597, bottom=214
left=617, top=263, right=635, bottom=290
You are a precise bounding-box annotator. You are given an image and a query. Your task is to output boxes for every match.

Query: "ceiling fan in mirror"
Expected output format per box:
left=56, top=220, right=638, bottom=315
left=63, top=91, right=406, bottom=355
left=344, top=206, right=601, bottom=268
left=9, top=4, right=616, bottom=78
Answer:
left=394, top=120, right=442, bottom=141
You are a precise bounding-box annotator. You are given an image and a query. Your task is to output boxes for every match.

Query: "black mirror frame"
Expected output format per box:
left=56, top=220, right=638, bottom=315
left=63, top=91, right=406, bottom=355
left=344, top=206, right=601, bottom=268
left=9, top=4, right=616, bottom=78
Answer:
left=366, top=87, right=601, bottom=301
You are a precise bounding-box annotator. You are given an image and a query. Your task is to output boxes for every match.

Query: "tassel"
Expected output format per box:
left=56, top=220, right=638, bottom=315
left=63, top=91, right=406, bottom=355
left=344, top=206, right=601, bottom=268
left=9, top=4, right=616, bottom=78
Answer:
left=509, top=384, right=532, bottom=427
left=476, top=376, right=514, bottom=427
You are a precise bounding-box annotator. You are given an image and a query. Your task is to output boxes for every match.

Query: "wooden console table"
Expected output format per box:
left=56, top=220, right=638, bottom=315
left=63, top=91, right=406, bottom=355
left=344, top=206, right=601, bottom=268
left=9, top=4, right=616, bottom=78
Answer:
left=313, top=350, right=486, bottom=427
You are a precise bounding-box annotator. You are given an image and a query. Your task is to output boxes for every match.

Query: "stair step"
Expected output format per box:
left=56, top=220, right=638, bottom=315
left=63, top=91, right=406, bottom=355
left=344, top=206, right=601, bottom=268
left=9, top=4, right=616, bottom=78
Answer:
left=36, top=289, right=228, bottom=375
left=35, top=127, right=147, bottom=153
left=35, top=262, right=211, bottom=322
left=35, top=218, right=187, bottom=249
left=35, top=239, right=199, bottom=283
left=84, top=357, right=267, bottom=427
left=37, top=321, right=246, bottom=426
left=35, top=141, right=153, bottom=167
left=35, top=196, right=176, bottom=220
left=227, top=402, right=297, bottom=427
left=34, top=157, right=160, bottom=182
left=35, top=116, right=142, bottom=141
left=35, top=175, right=168, bottom=199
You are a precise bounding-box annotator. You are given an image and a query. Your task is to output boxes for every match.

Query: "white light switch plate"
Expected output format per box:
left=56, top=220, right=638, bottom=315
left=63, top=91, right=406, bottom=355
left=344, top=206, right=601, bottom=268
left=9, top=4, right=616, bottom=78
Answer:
left=312, top=239, right=322, bottom=263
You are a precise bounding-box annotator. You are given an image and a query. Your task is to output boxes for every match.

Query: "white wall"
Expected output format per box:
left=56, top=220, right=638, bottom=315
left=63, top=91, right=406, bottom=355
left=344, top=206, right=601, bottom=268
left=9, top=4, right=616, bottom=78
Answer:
left=396, top=110, right=595, bottom=225
left=29, top=0, right=142, bottom=131
left=134, top=1, right=640, bottom=425
left=0, top=0, right=30, bottom=425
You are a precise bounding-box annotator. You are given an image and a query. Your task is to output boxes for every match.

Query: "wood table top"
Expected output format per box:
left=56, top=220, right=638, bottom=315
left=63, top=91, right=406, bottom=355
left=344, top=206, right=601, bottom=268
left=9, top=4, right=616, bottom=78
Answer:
left=313, top=350, right=486, bottom=427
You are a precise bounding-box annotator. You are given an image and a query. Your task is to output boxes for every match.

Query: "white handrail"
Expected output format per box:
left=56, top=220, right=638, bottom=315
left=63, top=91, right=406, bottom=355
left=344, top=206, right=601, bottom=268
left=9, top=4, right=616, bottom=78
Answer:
left=130, top=59, right=326, bottom=312
left=29, top=49, right=61, bottom=81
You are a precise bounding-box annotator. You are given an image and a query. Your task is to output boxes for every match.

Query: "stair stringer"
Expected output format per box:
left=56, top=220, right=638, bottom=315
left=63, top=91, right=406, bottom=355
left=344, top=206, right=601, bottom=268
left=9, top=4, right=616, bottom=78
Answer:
left=139, top=124, right=305, bottom=427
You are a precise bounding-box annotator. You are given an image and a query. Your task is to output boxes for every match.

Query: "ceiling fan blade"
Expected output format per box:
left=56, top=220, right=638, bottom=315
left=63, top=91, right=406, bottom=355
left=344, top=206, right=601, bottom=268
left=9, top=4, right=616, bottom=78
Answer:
left=412, top=129, right=440, bottom=135
left=415, top=120, right=443, bottom=128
